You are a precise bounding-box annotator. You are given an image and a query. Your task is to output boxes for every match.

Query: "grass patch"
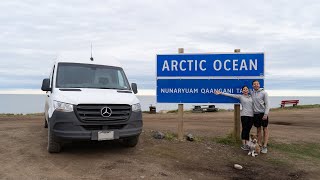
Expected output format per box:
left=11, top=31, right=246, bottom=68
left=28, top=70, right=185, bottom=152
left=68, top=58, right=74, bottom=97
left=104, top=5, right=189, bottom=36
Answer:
left=269, top=142, right=320, bottom=160
left=212, top=133, right=242, bottom=146
left=267, top=157, right=288, bottom=166
left=166, top=109, right=210, bottom=113
left=0, top=113, right=23, bottom=116
left=271, top=104, right=320, bottom=111
left=0, top=113, right=44, bottom=117
left=193, top=136, right=205, bottom=142
left=25, top=113, right=44, bottom=116
left=167, top=109, right=178, bottom=113
left=214, top=108, right=230, bottom=112
left=164, top=132, right=177, bottom=141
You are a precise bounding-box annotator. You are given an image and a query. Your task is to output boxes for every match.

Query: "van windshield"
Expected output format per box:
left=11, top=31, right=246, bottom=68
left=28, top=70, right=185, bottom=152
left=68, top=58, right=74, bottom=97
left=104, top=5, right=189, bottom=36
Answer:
left=56, top=63, right=131, bottom=90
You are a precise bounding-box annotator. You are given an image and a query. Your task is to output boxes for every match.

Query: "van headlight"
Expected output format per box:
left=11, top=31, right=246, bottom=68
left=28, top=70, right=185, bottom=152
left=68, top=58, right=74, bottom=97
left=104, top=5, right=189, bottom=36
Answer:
left=132, top=103, right=141, bottom=112
left=53, top=101, right=74, bottom=112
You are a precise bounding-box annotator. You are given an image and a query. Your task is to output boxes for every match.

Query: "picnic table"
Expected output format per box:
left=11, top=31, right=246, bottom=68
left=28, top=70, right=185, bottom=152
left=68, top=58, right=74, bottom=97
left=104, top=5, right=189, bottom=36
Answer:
left=280, top=100, right=299, bottom=108
left=192, top=105, right=218, bottom=113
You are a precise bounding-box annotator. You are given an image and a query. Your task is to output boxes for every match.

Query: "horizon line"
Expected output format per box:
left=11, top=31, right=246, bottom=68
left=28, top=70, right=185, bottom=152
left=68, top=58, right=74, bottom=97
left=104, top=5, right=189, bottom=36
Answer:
left=0, top=89, right=320, bottom=97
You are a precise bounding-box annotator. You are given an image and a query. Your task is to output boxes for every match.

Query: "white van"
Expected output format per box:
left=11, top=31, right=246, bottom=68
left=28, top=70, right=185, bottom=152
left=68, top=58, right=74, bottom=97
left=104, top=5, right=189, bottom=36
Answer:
left=41, top=57, right=142, bottom=153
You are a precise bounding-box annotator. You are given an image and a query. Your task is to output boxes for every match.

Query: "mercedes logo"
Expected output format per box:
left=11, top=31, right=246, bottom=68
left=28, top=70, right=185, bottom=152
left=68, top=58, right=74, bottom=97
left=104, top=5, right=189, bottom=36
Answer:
left=101, top=106, right=112, bottom=117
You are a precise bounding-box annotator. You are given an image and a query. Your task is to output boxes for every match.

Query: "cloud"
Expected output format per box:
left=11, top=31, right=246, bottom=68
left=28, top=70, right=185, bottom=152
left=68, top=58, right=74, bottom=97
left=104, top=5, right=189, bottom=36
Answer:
left=0, top=0, right=319, bottom=93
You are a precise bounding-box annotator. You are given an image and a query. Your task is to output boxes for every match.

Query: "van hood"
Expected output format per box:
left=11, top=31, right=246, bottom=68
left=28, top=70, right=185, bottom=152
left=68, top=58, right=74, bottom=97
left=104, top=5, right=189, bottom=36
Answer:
left=52, top=88, right=140, bottom=105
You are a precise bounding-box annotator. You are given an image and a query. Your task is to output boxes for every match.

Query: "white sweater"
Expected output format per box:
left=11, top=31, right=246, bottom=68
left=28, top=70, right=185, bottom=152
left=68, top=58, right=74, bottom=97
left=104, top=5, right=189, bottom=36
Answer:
left=221, top=93, right=254, bottom=117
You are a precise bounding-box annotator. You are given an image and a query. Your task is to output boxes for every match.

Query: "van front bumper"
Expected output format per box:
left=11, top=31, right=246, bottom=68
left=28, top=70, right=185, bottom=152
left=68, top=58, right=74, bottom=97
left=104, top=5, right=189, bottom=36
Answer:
left=48, top=110, right=143, bottom=141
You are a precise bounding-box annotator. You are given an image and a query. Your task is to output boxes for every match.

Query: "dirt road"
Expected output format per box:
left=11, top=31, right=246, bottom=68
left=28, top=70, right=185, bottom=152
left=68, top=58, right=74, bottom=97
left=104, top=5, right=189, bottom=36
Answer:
left=0, top=108, right=319, bottom=179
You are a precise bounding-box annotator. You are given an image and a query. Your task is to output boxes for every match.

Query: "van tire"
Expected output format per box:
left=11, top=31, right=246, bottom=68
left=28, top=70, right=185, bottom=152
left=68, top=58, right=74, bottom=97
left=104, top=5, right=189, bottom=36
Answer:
left=47, top=126, right=61, bottom=153
left=121, top=135, right=139, bottom=147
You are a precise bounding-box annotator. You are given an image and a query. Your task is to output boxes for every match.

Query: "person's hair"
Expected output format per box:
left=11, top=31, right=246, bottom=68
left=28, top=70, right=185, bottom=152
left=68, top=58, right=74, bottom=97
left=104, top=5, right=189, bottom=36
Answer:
left=252, top=80, right=259, bottom=85
left=241, top=85, right=249, bottom=91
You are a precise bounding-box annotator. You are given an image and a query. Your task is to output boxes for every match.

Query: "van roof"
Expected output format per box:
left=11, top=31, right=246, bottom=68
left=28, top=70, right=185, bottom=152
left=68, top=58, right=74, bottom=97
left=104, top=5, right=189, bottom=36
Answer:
left=55, top=55, right=122, bottom=67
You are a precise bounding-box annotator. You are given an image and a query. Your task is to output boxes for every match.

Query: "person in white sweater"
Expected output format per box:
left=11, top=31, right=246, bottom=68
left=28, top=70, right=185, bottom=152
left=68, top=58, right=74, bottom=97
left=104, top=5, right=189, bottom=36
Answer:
left=214, top=86, right=253, bottom=150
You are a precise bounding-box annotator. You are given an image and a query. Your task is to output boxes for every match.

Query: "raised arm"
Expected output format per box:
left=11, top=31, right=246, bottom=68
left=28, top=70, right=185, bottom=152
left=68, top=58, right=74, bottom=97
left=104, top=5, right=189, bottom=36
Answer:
left=214, top=90, right=241, bottom=99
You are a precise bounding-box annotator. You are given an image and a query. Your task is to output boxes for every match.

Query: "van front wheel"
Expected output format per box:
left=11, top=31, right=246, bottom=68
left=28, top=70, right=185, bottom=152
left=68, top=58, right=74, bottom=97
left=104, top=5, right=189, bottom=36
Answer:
left=47, top=126, right=61, bottom=153
left=121, top=135, right=140, bottom=147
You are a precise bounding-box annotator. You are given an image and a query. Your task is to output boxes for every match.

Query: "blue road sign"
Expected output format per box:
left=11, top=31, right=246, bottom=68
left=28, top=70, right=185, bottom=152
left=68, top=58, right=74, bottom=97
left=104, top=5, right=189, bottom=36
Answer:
left=157, top=79, right=264, bottom=103
left=157, top=53, right=264, bottom=77
left=156, top=53, right=265, bottom=103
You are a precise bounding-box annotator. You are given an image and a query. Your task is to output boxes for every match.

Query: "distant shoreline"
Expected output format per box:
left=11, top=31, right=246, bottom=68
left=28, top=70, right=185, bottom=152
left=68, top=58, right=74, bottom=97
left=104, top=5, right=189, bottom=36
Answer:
left=1, top=104, right=320, bottom=116
left=0, top=93, right=320, bottom=97
left=1, top=89, right=320, bottom=96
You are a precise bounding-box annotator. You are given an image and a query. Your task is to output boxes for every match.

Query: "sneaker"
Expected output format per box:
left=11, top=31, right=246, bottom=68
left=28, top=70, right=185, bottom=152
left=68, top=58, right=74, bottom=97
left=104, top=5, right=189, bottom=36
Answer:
left=241, top=144, right=249, bottom=151
left=261, top=146, right=268, bottom=154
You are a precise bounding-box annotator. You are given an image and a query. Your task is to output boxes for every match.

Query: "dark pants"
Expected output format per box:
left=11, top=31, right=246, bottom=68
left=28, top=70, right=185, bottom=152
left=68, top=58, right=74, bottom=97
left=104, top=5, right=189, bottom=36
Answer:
left=241, top=116, right=254, bottom=140
left=254, top=113, right=269, bottom=127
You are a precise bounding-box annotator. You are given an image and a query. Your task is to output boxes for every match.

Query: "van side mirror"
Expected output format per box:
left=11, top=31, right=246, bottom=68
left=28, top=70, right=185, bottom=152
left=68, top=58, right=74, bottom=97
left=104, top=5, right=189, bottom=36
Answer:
left=41, top=78, right=52, bottom=91
left=131, top=83, right=138, bottom=94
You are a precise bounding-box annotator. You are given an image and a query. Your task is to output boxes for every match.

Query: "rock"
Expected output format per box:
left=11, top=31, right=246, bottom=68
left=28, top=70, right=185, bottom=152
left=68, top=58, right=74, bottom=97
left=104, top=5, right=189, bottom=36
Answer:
left=186, top=133, right=194, bottom=141
left=234, top=164, right=243, bottom=170
left=153, top=131, right=165, bottom=139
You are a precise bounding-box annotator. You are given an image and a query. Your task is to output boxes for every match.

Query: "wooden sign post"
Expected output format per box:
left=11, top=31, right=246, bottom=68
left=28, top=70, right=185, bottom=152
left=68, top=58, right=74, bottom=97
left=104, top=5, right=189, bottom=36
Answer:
left=233, top=49, right=241, bottom=140
left=178, top=48, right=184, bottom=140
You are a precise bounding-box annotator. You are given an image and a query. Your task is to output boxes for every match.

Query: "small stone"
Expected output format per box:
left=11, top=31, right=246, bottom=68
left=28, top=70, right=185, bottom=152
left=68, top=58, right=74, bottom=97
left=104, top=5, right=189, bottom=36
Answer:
left=234, top=164, right=243, bottom=170
left=153, top=131, right=165, bottom=139
left=186, top=133, right=194, bottom=141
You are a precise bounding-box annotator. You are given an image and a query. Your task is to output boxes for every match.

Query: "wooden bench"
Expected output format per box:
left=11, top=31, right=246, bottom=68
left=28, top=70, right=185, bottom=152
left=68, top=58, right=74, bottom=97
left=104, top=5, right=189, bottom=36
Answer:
left=280, top=100, right=299, bottom=108
left=192, top=105, right=218, bottom=113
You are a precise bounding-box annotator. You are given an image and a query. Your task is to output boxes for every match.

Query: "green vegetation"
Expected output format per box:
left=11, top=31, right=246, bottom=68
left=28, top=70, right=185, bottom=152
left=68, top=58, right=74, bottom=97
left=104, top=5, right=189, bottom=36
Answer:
left=26, top=113, right=44, bottom=116
left=213, top=132, right=320, bottom=160
left=267, top=157, right=288, bottom=166
left=193, top=136, right=205, bottom=142
left=0, top=113, right=22, bottom=116
left=269, top=142, right=320, bottom=160
left=212, top=133, right=242, bottom=146
left=167, top=109, right=178, bottom=113
left=271, top=104, right=320, bottom=111
left=0, top=113, right=44, bottom=117
left=166, top=109, right=193, bottom=113
left=164, top=132, right=177, bottom=140
left=145, top=105, right=320, bottom=114
left=167, top=109, right=222, bottom=113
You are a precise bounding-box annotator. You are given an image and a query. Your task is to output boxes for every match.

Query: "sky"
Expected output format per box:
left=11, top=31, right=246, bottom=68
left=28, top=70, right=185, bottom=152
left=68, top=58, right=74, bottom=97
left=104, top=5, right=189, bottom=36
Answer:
left=0, top=0, right=320, bottom=96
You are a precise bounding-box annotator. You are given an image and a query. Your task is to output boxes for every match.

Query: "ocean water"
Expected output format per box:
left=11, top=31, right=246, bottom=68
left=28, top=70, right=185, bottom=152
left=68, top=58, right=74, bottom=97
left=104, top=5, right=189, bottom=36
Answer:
left=0, top=94, right=320, bottom=114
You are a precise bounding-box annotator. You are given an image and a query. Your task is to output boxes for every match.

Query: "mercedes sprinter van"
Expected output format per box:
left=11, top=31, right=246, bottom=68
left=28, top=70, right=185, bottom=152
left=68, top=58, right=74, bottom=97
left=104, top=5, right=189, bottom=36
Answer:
left=41, top=57, right=142, bottom=153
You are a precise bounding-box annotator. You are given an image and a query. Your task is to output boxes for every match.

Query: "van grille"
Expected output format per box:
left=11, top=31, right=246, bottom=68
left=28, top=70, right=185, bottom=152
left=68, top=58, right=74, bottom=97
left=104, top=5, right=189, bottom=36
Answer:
left=75, top=104, right=131, bottom=123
